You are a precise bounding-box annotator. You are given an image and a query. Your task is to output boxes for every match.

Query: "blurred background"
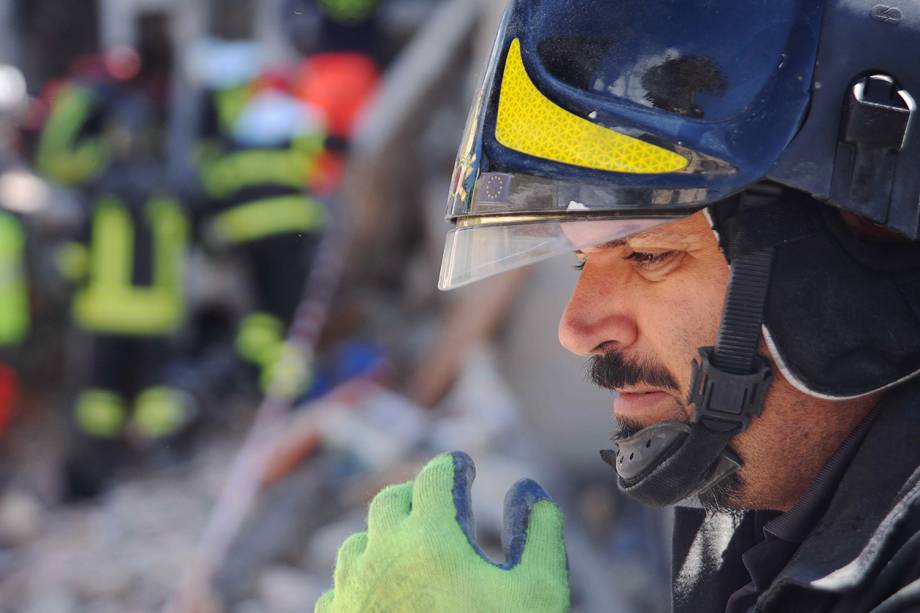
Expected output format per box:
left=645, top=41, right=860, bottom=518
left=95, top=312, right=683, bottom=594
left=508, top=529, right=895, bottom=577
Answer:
left=0, top=0, right=671, bottom=611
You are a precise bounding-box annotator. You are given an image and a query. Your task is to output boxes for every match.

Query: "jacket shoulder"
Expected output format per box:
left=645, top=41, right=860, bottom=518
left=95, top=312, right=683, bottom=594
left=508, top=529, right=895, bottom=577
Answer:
left=766, top=469, right=920, bottom=612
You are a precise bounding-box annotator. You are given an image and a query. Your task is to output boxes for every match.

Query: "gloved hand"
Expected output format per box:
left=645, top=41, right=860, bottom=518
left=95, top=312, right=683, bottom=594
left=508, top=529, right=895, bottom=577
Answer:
left=315, top=451, right=569, bottom=613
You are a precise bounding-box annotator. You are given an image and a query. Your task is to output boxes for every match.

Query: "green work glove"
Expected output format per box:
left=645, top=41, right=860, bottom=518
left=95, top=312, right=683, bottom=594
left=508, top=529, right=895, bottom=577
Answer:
left=315, top=451, right=570, bottom=613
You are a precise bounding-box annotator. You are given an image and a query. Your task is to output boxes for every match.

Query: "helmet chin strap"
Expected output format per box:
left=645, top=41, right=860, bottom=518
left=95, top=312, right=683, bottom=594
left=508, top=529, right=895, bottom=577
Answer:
left=600, top=213, right=775, bottom=507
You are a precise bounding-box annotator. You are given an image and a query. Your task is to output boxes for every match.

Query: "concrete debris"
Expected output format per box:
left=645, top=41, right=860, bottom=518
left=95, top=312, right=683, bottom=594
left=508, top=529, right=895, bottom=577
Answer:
left=0, top=443, right=228, bottom=612
left=301, top=510, right=367, bottom=579
left=0, top=366, right=666, bottom=613
left=314, top=387, right=427, bottom=470
left=252, top=565, right=327, bottom=613
left=0, top=490, right=43, bottom=546
left=430, top=344, right=521, bottom=455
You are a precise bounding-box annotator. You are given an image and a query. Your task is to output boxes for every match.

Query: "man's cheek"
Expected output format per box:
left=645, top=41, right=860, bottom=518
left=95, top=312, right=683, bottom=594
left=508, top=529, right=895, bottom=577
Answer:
left=665, top=337, right=701, bottom=407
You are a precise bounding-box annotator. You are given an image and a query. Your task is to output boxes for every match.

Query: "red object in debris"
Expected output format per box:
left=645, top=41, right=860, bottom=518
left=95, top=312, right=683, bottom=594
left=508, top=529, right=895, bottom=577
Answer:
left=69, top=48, right=141, bottom=83
left=0, top=363, right=19, bottom=436
left=293, top=52, right=380, bottom=139
left=308, top=149, right=345, bottom=195
left=252, top=67, right=292, bottom=94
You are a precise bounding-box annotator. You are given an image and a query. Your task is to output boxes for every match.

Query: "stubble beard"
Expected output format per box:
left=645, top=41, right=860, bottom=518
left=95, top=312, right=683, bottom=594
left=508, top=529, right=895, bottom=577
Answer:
left=591, top=350, right=747, bottom=512
left=613, top=418, right=746, bottom=512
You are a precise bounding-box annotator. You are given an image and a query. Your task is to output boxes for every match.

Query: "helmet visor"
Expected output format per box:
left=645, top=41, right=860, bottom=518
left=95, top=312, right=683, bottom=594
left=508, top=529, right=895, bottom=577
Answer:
left=438, top=215, right=676, bottom=290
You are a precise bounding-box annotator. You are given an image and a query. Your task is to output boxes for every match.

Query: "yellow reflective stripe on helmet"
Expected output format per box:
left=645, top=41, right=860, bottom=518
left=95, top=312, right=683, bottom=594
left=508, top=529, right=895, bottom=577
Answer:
left=495, top=39, right=688, bottom=174
left=0, top=213, right=29, bottom=345
left=209, top=195, right=326, bottom=245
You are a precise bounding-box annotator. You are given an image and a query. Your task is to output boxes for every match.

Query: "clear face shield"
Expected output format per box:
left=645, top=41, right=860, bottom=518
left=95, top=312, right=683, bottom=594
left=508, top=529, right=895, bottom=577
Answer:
left=439, top=215, right=677, bottom=290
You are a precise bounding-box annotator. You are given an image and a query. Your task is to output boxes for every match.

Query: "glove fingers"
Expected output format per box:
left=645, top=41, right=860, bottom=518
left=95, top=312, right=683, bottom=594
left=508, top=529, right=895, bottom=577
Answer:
left=502, top=478, right=566, bottom=571
left=412, top=451, right=475, bottom=521
left=314, top=590, right=334, bottom=613
left=333, top=531, right=368, bottom=588
left=521, top=500, right=567, bottom=574
left=367, top=481, right=413, bottom=533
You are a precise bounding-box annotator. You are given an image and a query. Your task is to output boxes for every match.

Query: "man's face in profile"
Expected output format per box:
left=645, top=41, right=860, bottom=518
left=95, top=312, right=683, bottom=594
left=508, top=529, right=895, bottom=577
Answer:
left=556, top=209, right=887, bottom=512
left=558, top=212, right=727, bottom=431
left=558, top=212, right=745, bottom=508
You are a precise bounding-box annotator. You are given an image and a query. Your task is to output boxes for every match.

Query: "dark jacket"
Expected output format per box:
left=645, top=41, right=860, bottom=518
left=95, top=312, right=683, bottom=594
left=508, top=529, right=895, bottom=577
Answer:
left=672, top=379, right=920, bottom=613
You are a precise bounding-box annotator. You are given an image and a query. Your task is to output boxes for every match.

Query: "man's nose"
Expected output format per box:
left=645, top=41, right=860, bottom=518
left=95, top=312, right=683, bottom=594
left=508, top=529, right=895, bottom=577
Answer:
left=558, top=265, right=638, bottom=356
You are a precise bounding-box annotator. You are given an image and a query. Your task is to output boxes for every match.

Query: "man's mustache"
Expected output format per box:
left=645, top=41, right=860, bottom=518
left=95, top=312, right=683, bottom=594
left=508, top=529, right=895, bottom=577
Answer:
left=588, top=351, right=680, bottom=393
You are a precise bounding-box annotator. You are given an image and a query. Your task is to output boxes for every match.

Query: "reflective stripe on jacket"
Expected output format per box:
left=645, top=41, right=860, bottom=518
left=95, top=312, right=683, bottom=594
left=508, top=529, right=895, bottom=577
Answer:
left=36, top=83, right=109, bottom=186
left=0, top=212, right=29, bottom=345
left=73, top=196, right=187, bottom=335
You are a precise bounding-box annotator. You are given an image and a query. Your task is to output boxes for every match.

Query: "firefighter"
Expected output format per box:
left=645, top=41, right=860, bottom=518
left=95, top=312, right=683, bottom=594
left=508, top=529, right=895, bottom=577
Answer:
left=191, top=0, right=380, bottom=399
left=196, top=88, right=327, bottom=400
left=317, top=1, right=920, bottom=611
left=0, top=65, right=32, bottom=438
left=36, top=45, right=192, bottom=496
left=0, top=209, right=29, bottom=438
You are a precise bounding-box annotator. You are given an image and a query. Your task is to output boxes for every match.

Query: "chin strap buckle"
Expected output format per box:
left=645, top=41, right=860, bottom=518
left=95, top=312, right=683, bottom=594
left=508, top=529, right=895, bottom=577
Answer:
left=688, top=347, right=772, bottom=433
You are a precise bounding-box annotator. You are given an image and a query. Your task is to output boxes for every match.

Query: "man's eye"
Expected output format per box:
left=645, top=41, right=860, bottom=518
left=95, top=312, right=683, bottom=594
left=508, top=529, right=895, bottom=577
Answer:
left=573, top=261, right=586, bottom=271
left=624, top=250, right=678, bottom=266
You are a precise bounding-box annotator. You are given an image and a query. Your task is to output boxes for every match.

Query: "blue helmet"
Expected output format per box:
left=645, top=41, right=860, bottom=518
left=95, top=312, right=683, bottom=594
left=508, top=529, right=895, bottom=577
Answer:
left=439, top=0, right=918, bottom=290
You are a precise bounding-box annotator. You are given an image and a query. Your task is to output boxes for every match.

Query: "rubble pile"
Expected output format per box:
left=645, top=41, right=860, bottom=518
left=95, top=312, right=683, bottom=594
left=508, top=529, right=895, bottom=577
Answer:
left=0, top=443, right=228, bottom=613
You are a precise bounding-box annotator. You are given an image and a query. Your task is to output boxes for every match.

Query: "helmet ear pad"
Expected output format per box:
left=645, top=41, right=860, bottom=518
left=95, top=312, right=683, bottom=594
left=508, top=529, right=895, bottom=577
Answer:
left=710, top=190, right=920, bottom=399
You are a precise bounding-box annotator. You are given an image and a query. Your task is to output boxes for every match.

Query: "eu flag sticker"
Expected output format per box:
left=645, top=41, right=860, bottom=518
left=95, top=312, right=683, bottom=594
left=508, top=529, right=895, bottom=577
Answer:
left=477, top=172, right=512, bottom=203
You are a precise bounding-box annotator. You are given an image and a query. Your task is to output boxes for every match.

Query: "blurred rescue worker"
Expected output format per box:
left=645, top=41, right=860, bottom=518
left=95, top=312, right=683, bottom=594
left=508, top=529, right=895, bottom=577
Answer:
left=0, top=209, right=28, bottom=438
left=191, top=0, right=381, bottom=192
left=285, top=0, right=382, bottom=191
left=67, top=154, right=190, bottom=467
left=35, top=38, right=193, bottom=495
left=290, top=48, right=379, bottom=193
left=196, top=87, right=327, bottom=400
left=188, top=37, right=265, bottom=151
left=284, top=0, right=381, bottom=60
left=317, top=1, right=920, bottom=612
left=189, top=5, right=380, bottom=401
left=0, top=64, right=41, bottom=438
left=35, top=16, right=174, bottom=187
left=0, top=179, right=30, bottom=439
left=33, top=52, right=123, bottom=187
left=0, top=195, right=32, bottom=439
left=191, top=0, right=381, bottom=194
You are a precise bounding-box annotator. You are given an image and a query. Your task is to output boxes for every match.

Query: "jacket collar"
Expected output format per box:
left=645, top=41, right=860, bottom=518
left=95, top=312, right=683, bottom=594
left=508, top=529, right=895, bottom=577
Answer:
left=765, top=378, right=920, bottom=595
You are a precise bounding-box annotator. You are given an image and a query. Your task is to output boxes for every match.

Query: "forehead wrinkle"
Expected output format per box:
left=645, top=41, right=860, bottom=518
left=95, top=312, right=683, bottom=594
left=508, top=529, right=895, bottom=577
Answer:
left=627, top=224, right=709, bottom=251
left=575, top=227, right=701, bottom=255
left=574, top=238, right=625, bottom=256
left=573, top=214, right=713, bottom=255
